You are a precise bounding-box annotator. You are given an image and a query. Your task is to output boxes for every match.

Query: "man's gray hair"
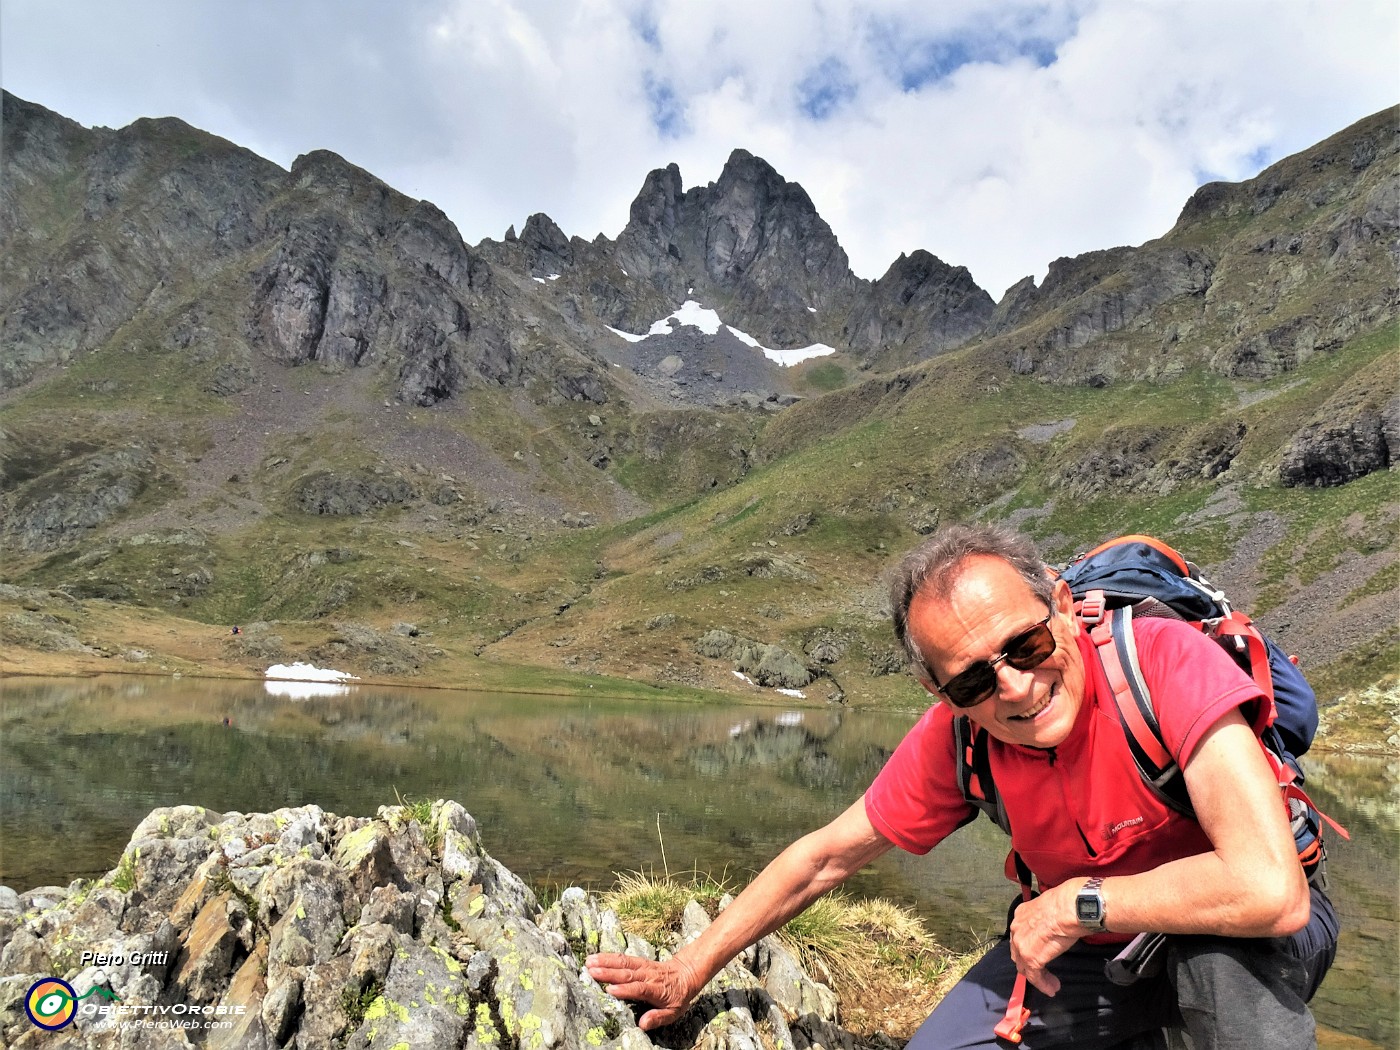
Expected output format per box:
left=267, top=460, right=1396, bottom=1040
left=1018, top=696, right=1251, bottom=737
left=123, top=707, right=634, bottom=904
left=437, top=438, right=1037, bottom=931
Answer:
left=889, top=522, right=1054, bottom=678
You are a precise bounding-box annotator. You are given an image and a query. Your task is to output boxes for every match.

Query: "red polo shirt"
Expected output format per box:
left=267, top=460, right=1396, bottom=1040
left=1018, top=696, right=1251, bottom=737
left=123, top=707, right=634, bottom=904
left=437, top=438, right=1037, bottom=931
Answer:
left=865, top=617, right=1264, bottom=890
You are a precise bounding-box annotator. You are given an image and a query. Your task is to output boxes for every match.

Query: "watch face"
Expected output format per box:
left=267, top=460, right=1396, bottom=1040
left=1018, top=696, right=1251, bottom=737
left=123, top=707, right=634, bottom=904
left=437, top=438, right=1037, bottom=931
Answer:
left=1077, top=896, right=1101, bottom=923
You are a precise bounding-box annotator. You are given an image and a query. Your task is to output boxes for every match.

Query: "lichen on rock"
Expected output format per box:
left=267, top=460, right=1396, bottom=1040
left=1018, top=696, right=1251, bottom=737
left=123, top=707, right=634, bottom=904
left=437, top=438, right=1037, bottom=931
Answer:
left=0, top=801, right=884, bottom=1050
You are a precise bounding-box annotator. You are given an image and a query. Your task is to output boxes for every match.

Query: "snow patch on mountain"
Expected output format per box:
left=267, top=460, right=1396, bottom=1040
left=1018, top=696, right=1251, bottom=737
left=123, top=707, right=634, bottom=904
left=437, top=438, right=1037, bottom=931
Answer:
left=608, top=300, right=835, bottom=367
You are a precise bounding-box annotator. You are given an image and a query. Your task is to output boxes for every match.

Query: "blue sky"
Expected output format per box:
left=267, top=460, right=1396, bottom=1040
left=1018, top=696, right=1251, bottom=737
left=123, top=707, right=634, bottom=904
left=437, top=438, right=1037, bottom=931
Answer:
left=2, top=0, right=1396, bottom=299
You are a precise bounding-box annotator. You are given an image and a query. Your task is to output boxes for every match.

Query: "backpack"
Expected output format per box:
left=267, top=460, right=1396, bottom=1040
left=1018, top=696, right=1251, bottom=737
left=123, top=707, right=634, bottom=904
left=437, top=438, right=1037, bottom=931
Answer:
left=954, top=534, right=1346, bottom=886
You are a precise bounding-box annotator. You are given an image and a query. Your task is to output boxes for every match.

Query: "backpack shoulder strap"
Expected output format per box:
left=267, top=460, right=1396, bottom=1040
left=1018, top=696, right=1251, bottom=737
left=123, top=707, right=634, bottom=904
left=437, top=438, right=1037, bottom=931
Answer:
left=1089, top=605, right=1193, bottom=816
left=954, top=714, right=1012, bottom=834
left=1093, top=604, right=1350, bottom=878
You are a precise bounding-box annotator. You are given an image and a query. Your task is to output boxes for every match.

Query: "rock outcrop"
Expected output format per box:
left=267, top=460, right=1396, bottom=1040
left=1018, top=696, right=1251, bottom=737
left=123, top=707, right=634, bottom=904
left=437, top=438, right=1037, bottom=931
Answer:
left=1, top=446, right=155, bottom=552
left=1279, top=369, right=1399, bottom=487
left=695, top=629, right=814, bottom=689
left=291, top=470, right=418, bottom=516
left=0, top=803, right=884, bottom=1050
left=615, top=150, right=862, bottom=348
left=843, top=251, right=995, bottom=367
left=0, top=92, right=284, bottom=390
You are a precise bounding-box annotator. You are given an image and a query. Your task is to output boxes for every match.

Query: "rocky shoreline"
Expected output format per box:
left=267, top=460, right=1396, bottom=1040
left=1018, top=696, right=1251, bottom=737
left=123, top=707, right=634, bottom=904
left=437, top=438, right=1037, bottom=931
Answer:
left=0, top=802, right=891, bottom=1050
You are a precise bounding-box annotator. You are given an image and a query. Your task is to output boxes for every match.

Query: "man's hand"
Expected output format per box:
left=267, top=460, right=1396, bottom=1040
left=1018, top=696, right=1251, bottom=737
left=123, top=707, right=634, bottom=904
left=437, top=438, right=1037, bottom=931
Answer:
left=584, top=799, right=891, bottom=1030
left=1007, top=882, right=1083, bottom=996
left=585, top=953, right=703, bottom=1031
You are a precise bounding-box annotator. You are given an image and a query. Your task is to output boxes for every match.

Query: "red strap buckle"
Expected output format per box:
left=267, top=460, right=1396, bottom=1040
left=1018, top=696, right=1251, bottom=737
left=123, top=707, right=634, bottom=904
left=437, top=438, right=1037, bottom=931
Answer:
left=995, top=973, right=1031, bottom=1043
left=995, top=1005, right=1031, bottom=1044
left=1078, top=589, right=1106, bottom=625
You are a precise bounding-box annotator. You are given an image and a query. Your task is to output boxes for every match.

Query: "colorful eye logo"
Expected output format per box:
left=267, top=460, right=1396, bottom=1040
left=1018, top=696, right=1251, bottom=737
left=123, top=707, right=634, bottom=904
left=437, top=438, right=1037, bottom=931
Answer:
left=25, top=977, right=78, bottom=1030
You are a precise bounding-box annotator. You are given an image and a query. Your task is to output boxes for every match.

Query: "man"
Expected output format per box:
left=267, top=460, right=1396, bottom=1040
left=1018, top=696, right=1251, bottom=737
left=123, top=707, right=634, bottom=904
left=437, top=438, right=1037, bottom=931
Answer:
left=587, top=524, right=1338, bottom=1048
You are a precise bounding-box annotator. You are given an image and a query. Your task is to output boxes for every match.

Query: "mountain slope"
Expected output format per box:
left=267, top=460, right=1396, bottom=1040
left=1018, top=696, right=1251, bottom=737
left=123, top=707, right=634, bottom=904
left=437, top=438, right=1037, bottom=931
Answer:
left=1, top=92, right=1395, bottom=715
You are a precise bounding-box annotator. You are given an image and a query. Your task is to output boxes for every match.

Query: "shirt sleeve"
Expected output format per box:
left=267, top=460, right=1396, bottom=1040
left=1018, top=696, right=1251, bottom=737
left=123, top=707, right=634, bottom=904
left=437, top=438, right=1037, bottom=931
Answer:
left=864, top=703, right=977, bottom=855
left=1132, top=617, right=1266, bottom=767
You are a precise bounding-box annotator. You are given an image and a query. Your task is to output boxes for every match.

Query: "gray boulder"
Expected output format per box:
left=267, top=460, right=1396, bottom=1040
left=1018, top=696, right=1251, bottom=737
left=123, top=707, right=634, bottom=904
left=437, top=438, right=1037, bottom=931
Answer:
left=0, top=801, right=879, bottom=1050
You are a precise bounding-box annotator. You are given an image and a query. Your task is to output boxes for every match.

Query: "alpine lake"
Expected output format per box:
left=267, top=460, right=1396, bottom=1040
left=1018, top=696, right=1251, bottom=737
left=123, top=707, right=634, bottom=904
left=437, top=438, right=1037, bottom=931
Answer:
left=2, top=675, right=1394, bottom=1047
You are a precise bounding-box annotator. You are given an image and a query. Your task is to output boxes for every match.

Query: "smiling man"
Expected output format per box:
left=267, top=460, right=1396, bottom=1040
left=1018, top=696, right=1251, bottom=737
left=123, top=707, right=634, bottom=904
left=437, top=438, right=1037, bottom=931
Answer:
left=587, top=523, right=1338, bottom=1049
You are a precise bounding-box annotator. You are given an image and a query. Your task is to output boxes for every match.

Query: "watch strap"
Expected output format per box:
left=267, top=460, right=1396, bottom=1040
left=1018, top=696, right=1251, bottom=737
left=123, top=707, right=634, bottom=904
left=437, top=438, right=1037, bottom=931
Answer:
left=1078, top=876, right=1107, bottom=931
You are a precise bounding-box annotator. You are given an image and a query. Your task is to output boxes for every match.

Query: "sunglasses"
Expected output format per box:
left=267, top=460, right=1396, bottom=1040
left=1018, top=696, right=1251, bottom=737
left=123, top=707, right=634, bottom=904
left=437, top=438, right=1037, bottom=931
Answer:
left=931, top=612, right=1057, bottom=708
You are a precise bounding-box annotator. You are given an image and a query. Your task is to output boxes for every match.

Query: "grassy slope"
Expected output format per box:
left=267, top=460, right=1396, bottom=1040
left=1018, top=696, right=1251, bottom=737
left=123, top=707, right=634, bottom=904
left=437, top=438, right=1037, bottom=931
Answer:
left=2, top=109, right=1396, bottom=743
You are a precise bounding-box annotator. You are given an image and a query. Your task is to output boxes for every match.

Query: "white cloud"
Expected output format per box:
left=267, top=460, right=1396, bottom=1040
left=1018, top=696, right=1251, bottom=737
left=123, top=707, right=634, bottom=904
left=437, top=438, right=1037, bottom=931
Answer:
left=2, top=0, right=1395, bottom=299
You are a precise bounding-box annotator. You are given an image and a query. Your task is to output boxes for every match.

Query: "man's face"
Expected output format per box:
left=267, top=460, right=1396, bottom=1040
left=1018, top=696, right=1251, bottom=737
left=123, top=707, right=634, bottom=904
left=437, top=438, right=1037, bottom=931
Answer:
left=908, top=554, right=1085, bottom=749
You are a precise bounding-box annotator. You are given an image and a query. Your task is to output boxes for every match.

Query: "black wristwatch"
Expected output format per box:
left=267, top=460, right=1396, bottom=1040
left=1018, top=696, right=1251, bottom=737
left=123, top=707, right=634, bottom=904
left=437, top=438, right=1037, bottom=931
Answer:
left=1076, top=876, right=1108, bottom=932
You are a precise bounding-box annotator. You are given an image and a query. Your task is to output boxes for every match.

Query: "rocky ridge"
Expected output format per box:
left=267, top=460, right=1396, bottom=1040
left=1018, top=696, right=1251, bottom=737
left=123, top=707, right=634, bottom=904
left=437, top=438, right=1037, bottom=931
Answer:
left=0, top=802, right=886, bottom=1050
left=0, top=94, right=1396, bottom=702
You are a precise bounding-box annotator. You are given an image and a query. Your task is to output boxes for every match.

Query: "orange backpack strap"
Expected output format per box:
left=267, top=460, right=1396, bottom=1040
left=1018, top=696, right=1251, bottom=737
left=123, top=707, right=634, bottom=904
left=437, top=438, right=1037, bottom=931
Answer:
left=1090, top=605, right=1349, bottom=871
left=1213, top=612, right=1277, bottom=713
left=995, top=974, right=1032, bottom=1044
left=1090, top=606, right=1191, bottom=813
left=995, top=856, right=1039, bottom=1044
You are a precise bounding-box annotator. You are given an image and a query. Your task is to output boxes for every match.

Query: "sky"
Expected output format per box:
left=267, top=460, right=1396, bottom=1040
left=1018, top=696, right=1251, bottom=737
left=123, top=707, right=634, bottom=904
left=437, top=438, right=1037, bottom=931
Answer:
left=3, top=1, right=1397, bottom=300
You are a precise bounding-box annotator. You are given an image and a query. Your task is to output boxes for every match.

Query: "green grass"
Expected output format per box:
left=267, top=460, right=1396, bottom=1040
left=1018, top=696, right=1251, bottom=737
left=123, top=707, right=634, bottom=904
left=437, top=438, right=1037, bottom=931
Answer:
left=1234, top=322, right=1399, bottom=469
left=392, top=792, right=441, bottom=851
left=602, top=868, right=732, bottom=945
left=1246, top=471, right=1397, bottom=615
left=801, top=362, right=848, bottom=393
left=340, top=979, right=383, bottom=1031
left=602, top=868, right=957, bottom=997
left=1342, top=562, right=1399, bottom=610
left=110, top=849, right=138, bottom=893
left=1308, top=626, right=1400, bottom=707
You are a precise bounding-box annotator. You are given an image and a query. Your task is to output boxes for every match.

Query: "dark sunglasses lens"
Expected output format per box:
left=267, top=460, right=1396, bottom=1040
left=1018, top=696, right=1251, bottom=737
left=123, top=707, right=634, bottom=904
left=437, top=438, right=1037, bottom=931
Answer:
left=1005, top=623, right=1056, bottom=669
left=944, top=665, right=996, bottom=708
left=941, top=620, right=1055, bottom=708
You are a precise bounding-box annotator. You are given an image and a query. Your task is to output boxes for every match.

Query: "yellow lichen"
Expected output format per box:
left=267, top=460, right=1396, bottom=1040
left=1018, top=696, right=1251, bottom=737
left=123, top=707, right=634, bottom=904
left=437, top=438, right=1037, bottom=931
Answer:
left=498, top=997, right=518, bottom=1036
left=429, top=945, right=464, bottom=973
left=475, top=1003, right=500, bottom=1044
left=336, top=826, right=382, bottom=867
left=518, top=1012, right=545, bottom=1050
left=363, top=997, right=410, bottom=1024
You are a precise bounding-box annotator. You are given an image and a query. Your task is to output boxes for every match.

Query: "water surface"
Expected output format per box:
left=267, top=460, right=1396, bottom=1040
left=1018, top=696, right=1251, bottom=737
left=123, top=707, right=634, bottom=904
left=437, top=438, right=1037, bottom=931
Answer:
left=1, top=675, right=1392, bottom=1045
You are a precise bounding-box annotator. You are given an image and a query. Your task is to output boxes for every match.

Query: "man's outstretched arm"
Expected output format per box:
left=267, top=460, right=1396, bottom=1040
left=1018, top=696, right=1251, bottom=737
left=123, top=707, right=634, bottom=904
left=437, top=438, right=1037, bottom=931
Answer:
left=585, top=795, right=894, bottom=1030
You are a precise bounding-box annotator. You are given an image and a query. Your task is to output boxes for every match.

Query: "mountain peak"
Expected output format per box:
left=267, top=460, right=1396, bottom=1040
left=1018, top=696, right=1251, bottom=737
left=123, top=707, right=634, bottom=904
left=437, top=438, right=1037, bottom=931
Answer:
left=519, top=212, right=573, bottom=276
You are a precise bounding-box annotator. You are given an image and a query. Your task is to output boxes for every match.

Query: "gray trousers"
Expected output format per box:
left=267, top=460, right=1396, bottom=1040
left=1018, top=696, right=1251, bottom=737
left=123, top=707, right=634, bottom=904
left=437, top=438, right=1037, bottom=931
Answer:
left=905, top=885, right=1338, bottom=1050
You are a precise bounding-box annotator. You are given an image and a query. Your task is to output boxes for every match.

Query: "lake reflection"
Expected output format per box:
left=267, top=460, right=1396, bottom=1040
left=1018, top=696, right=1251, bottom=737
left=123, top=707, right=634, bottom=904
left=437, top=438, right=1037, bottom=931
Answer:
left=1, top=676, right=1394, bottom=1046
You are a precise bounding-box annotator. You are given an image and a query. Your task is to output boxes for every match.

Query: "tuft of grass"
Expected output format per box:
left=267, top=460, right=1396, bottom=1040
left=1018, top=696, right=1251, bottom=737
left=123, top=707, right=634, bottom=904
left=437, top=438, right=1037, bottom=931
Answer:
left=439, top=891, right=461, bottom=932
left=110, top=849, right=138, bottom=893
left=529, top=877, right=567, bottom=911
left=209, top=865, right=261, bottom=926
left=775, top=891, right=946, bottom=993
left=601, top=868, right=732, bottom=946
left=340, top=979, right=383, bottom=1030
left=392, top=790, right=441, bottom=851
left=602, top=868, right=964, bottom=1005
